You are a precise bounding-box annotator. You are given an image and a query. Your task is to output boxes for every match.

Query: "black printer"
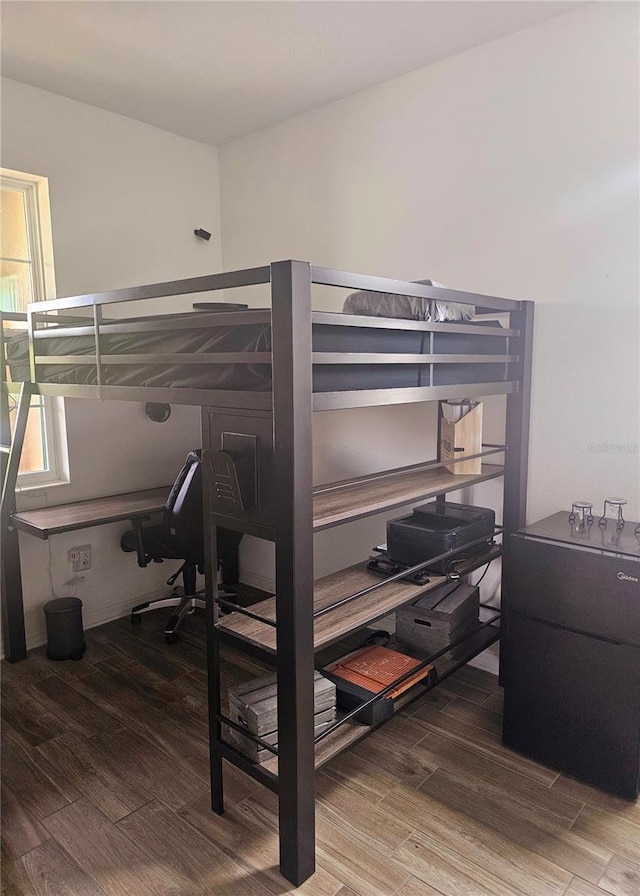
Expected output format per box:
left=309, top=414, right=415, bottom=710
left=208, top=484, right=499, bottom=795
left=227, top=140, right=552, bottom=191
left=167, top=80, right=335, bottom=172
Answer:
left=386, top=501, right=495, bottom=574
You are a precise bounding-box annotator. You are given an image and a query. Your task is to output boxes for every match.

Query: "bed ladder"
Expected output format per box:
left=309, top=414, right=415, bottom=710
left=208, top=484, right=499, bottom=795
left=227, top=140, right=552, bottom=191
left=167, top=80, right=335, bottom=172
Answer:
left=0, top=372, right=29, bottom=661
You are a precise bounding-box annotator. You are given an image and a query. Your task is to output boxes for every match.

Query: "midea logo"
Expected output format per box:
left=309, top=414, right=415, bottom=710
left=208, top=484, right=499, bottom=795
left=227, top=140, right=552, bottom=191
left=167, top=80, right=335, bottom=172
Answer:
left=617, top=572, right=639, bottom=583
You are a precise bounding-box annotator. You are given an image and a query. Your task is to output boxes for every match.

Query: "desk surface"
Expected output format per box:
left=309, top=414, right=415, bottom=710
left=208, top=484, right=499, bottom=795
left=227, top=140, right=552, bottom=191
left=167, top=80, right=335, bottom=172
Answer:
left=12, top=486, right=170, bottom=539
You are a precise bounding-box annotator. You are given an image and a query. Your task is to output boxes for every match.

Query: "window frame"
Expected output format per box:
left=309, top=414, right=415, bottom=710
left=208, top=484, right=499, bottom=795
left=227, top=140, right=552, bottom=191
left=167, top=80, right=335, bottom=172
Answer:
left=1, top=167, right=69, bottom=490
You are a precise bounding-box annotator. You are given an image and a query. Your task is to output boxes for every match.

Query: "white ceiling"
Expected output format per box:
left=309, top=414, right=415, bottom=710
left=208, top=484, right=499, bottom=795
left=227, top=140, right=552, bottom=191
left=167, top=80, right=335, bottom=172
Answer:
left=1, top=1, right=584, bottom=146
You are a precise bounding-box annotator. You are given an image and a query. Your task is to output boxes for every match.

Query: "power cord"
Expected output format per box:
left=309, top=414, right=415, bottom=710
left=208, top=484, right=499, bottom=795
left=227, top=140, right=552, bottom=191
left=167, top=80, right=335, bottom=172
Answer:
left=47, top=538, right=80, bottom=599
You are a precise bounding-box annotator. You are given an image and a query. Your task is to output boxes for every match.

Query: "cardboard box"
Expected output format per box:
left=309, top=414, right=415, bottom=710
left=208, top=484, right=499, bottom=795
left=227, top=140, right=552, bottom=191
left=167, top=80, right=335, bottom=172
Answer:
left=440, top=401, right=482, bottom=475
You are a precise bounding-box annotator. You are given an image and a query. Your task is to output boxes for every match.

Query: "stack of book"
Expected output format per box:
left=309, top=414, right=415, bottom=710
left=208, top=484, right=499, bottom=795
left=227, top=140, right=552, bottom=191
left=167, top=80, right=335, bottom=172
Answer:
left=322, top=644, right=436, bottom=725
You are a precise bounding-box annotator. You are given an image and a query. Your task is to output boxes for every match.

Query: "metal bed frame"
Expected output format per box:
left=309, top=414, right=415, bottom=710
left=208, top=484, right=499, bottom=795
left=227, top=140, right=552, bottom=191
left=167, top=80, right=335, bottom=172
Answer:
left=0, top=260, right=534, bottom=884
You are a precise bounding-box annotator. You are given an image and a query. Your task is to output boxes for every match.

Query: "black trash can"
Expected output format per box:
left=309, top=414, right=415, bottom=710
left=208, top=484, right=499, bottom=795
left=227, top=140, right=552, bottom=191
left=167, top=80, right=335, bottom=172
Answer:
left=44, top=597, right=86, bottom=661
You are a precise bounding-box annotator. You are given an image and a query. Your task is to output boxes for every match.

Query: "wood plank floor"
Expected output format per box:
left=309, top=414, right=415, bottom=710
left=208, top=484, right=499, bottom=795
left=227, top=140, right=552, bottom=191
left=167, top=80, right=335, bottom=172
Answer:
left=2, top=598, right=639, bottom=896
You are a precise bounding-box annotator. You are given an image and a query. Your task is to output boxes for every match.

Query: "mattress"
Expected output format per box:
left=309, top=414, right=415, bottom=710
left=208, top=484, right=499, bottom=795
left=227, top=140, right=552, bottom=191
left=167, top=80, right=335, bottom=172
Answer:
left=5, top=310, right=509, bottom=392
left=5, top=313, right=272, bottom=391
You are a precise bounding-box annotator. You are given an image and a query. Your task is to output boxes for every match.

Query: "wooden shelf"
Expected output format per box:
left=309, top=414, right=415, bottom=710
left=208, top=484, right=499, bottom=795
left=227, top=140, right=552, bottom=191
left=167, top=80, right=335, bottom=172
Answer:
left=313, top=619, right=501, bottom=770
left=218, top=563, right=446, bottom=653
left=217, top=546, right=501, bottom=654
left=313, top=462, right=504, bottom=531
left=258, top=614, right=501, bottom=776
left=11, top=486, right=171, bottom=539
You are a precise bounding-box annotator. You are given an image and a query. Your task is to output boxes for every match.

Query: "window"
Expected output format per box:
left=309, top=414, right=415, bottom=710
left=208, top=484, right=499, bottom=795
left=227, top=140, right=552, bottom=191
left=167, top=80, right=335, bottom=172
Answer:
left=1, top=167, right=69, bottom=488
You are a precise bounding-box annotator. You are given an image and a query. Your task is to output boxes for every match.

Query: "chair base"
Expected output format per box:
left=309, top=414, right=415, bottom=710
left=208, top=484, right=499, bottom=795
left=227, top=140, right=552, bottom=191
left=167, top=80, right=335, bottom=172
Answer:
left=131, top=587, right=236, bottom=643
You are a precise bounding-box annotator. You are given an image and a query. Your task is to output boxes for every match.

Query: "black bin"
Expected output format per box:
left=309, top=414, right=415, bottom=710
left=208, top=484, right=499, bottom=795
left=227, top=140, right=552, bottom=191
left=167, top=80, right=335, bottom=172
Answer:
left=44, top=597, right=86, bottom=661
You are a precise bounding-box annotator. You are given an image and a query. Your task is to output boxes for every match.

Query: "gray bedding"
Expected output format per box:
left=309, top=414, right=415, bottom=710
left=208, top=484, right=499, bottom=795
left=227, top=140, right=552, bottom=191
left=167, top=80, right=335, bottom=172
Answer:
left=343, top=279, right=474, bottom=323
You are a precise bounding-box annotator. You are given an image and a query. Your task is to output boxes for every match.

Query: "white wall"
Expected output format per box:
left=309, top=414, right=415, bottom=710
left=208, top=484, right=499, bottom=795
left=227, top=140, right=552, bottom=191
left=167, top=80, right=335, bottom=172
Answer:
left=2, top=78, right=221, bottom=649
left=219, top=3, right=639, bottom=604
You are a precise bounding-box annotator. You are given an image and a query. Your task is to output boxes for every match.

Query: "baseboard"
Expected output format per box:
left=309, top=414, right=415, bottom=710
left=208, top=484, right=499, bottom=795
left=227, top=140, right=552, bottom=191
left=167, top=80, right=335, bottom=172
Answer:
left=5, top=573, right=496, bottom=679
left=468, top=644, right=500, bottom=677
left=1, top=572, right=274, bottom=660
left=239, top=570, right=275, bottom=594
left=4, top=584, right=178, bottom=657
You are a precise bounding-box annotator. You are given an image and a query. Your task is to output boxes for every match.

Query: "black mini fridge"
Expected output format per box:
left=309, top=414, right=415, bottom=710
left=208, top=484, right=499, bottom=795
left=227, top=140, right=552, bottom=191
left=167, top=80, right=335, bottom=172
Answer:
left=502, top=511, right=640, bottom=799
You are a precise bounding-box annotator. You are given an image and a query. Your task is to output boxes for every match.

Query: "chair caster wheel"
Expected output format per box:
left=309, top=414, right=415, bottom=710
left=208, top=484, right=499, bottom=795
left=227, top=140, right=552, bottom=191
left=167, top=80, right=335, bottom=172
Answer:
left=131, top=614, right=142, bottom=626
left=165, top=632, right=179, bottom=644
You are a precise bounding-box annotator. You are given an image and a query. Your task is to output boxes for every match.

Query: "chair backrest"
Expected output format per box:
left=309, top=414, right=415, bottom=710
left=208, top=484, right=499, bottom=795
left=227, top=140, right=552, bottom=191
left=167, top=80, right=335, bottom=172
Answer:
left=164, top=450, right=204, bottom=563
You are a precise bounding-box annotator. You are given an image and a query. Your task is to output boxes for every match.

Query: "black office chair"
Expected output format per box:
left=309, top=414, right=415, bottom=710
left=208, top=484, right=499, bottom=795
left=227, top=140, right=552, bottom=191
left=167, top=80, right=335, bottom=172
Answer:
left=120, top=449, right=242, bottom=643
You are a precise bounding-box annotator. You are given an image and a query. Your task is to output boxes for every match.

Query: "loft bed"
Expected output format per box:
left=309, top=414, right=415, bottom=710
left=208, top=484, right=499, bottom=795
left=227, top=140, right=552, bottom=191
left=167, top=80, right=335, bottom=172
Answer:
left=0, top=260, right=534, bottom=885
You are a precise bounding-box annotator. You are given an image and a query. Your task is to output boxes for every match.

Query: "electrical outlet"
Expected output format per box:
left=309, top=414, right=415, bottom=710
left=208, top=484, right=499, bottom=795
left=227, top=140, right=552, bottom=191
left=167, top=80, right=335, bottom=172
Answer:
left=69, top=545, right=91, bottom=572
